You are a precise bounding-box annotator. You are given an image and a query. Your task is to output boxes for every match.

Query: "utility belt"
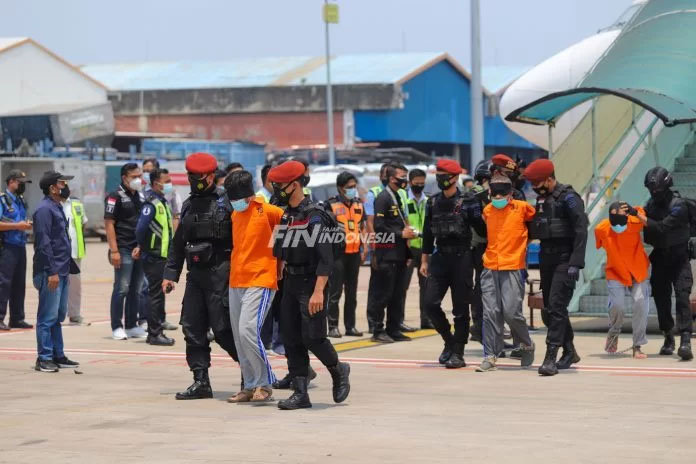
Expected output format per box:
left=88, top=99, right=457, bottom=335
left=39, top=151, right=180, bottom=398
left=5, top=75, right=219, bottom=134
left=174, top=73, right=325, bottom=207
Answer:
left=185, top=241, right=230, bottom=269
left=285, top=264, right=317, bottom=276
left=438, top=244, right=470, bottom=255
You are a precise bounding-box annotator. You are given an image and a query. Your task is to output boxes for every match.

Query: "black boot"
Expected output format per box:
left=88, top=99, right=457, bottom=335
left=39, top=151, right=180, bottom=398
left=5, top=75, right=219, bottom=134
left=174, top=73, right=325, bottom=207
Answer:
left=327, top=362, right=351, bottom=403
left=438, top=342, right=453, bottom=365
left=556, top=342, right=581, bottom=369
left=175, top=369, right=213, bottom=400
left=277, top=377, right=312, bottom=410
left=659, top=331, right=675, bottom=355
left=538, top=345, right=559, bottom=376
left=445, top=343, right=466, bottom=369
left=272, top=365, right=318, bottom=389
left=677, top=333, right=693, bottom=361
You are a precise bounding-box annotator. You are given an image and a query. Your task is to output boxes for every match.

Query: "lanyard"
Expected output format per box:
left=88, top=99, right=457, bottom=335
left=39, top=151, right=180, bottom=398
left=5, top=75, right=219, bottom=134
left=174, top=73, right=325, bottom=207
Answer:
left=386, top=188, right=409, bottom=226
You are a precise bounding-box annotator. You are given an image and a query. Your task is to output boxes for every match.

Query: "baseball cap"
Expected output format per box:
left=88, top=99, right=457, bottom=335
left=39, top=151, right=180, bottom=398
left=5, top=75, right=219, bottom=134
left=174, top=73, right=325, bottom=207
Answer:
left=39, top=171, right=74, bottom=191
left=5, top=169, right=32, bottom=183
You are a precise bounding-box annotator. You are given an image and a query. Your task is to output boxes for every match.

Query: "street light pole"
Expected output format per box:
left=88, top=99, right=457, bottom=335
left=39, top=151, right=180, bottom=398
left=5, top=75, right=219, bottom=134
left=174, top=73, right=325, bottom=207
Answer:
left=324, top=0, right=336, bottom=166
left=470, top=0, right=484, bottom=170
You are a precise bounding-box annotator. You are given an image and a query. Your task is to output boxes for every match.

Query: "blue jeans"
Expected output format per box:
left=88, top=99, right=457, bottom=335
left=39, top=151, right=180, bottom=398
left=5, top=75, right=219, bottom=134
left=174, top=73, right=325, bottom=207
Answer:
left=110, top=248, right=145, bottom=330
left=34, top=272, right=69, bottom=361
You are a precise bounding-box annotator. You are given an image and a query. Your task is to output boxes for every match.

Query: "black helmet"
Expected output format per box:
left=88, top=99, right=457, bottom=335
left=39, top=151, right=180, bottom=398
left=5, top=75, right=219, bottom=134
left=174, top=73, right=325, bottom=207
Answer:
left=644, top=166, right=672, bottom=193
left=474, top=160, right=492, bottom=183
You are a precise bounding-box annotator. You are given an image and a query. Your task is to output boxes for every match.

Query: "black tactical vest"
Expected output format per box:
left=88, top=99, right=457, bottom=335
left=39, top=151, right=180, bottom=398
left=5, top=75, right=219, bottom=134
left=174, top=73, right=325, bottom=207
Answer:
left=279, top=203, right=322, bottom=271
left=430, top=192, right=468, bottom=240
left=529, top=184, right=575, bottom=240
left=644, top=193, right=690, bottom=248
left=181, top=192, right=232, bottom=251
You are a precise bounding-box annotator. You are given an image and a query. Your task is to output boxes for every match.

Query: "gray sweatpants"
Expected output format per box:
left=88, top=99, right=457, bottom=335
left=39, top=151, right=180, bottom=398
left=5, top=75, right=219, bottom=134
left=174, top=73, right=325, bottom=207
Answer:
left=607, top=279, right=649, bottom=347
left=481, top=269, right=533, bottom=358
left=68, top=258, right=81, bottom=320
left=229, top=287, right=276, bottom=390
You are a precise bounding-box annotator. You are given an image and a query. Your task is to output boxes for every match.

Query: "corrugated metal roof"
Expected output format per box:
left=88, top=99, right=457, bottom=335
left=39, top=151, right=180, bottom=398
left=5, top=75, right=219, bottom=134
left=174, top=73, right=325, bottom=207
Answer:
left=81, top=53, right=485, bottom=92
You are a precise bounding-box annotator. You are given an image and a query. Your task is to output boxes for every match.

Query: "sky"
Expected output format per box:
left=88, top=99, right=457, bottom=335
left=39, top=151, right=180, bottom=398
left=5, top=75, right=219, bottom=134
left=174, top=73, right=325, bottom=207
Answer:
left=0, top=0, right=633, bottom=68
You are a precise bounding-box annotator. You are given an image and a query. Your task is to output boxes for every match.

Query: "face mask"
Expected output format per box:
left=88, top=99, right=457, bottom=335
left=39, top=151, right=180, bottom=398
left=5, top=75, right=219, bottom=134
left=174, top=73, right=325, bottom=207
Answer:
left=609, top=213, right=628, bottom=227
left=650, top=189, right=669, bottom=202
left=611, top=224, right=627, bottom=234
left=129, top=178, right=143, bottom=192
left=230, top=198, right=250, bottom=212
left=344, top=187, right=357, bottom=200
left=393, top=177, right=408, bottom=190
left=59, top=185, right=70, bottom=199
left=162, top=183, right=174, bottom=196
left=411, top=184, right=425, bottom=195
left=301, top=175, right=310, bottom=187
left=17, top=182, right=26, bottom=195
left=188, top=174, right=211, bottom=195
left=491, top=197, right=509, bottom=209
left=436, top=174, right=455, bottom=190
left=533, top=184, right=548, bottom=196
left=142, top=172, right=151, bottom=184
left=273, top=182, right=296, bottom=206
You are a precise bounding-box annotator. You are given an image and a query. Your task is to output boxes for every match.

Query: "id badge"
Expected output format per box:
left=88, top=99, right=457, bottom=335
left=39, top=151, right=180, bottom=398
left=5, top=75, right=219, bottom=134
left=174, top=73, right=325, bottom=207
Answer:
left=348, top=220, right=355, bottom=231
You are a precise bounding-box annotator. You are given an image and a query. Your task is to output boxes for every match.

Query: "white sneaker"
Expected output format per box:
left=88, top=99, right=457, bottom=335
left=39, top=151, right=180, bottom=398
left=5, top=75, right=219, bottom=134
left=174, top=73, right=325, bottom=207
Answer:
left=138, top=320, right=148, bottom=331
left=112, top=327, right=128, bottom=340
left=125, top=326, right=147, bottom=338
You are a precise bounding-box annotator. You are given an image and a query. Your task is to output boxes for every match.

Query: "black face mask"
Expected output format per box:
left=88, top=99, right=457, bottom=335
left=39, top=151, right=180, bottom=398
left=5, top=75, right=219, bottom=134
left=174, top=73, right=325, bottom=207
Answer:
left=650, top=189, right=669, bottom=202
left=533, top=183, right=549, bottom=196
left=393, top=177, right=408, bottom=190
left=609, top=213, right=628, bottom=227
left=59, top=185, right=70, bottom=199
left=273, top=182, right=296, bottom=206
left=436, top=174, right=455, bottom=190
left=188, top=174, right=212, bottom=195
left=17, top=182, right=26, bottom=195
left=301, top=175, right=310, bottom=187
left=410, top=184, right=425, bottom=195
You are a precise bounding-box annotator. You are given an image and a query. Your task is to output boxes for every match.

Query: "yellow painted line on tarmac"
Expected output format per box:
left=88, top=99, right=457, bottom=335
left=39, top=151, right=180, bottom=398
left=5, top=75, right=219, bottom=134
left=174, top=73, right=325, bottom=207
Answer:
left=333, top=329, right=438, bottom=353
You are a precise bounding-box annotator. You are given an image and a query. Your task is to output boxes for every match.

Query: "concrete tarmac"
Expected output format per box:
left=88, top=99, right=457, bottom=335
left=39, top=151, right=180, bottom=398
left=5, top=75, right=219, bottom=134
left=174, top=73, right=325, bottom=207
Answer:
left=2, top=242, right=695, bottom=463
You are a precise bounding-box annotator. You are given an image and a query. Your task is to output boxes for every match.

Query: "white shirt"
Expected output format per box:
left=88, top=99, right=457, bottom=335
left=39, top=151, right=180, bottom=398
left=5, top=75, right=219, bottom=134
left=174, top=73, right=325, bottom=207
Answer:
left=63, top=198, right=88, bottom=260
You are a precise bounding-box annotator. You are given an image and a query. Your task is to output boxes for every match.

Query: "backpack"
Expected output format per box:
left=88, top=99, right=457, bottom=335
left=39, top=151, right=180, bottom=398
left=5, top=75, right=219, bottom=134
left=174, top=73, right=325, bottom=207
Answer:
left=672, top=192, right=696, bottom=236
left=302, top=202, right=346, bottom=259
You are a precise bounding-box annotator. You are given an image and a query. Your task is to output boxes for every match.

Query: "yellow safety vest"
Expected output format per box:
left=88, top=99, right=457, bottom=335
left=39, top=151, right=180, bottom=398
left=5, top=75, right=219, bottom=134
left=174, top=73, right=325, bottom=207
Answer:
left=71, top=200, right=86, bottom=259
left=148, top=197, right=173, bottom=258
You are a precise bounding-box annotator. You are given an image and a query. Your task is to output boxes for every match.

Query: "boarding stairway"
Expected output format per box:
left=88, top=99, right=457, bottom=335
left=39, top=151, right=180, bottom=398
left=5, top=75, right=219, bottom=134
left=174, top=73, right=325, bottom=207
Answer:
left=548, top=96, right=696, bottom=316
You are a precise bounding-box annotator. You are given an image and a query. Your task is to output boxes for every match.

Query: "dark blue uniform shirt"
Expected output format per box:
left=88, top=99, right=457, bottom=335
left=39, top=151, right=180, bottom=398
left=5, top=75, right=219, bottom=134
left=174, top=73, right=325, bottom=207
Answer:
left=0, top=191, right=28, bottom=247
left=32, top=197, right=72, bottom=277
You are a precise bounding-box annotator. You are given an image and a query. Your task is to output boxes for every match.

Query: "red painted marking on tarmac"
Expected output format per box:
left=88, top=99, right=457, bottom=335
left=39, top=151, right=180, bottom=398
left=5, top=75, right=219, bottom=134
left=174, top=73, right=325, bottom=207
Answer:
left=610, top=373, right=696, bottom=379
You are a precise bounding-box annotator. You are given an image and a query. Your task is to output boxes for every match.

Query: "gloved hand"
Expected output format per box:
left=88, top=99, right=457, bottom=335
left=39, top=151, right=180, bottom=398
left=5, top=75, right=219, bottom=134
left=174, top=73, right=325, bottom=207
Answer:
left=567, top=265, right=580, bottom=282
left=619, top=201, right=637, bottom=216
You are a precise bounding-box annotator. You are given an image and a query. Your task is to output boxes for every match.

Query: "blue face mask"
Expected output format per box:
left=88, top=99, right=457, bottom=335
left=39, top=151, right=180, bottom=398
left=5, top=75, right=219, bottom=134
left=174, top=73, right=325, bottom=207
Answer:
left=162, top=183, right=173, bottom=196
left=344, top=187, right=357, bottom=200
left=142, top=172, right=151, bottom=185
left=491, top=197, right=509, bottom=209
left=230, top=198, right=250, bottom=212
left=611, top=224, right=627, bottom=234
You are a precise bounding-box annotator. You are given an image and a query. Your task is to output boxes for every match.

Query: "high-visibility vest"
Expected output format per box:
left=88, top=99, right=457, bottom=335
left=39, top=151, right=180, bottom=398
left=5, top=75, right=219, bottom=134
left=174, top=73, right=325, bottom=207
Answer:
left=329, top=199, right=364, bottom=254
left=71, top=200, right=86, bottom=259
left=369, top=185, right=408, bottom=214
left=255, top=189, right=271, bottom=203
left=147, top=197, right=173, bottom=258
left=405, top=195, right=427, bottom=249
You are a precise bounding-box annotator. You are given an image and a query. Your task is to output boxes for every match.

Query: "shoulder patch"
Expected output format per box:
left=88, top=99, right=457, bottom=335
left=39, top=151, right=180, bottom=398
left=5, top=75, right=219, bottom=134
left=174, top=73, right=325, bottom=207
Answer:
left=142, top=205, right=153, bottom=216
left=564, top=193, right=578, bottom=209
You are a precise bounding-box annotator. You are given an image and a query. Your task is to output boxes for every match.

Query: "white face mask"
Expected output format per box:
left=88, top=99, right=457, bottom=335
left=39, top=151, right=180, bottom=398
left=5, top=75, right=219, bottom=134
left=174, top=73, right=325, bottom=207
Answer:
left=129, top=178, right=143, bottom=192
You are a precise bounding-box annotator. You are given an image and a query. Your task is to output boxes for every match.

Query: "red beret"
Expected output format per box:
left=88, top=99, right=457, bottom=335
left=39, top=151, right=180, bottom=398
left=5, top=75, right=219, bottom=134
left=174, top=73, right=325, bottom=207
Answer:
left=491, top=153, right=517, bottom=171
left=525, top=159, right=555, bottom=183
left=268, top=160, right=305, bottom=183
left=436, top=158, right=462, bottom=175
left=185, top=152, right=218, bottom=175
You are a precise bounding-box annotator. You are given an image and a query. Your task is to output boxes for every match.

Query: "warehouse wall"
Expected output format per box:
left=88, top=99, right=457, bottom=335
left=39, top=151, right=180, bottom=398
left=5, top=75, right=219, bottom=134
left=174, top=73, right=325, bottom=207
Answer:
left=0, top=42, right=107, bottom=114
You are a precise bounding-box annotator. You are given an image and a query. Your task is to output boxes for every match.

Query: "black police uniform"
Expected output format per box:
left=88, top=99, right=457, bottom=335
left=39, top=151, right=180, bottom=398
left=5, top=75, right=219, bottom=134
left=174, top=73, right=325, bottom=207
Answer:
left=529, top=183, right=588, bottom=373
left=422, top=188, right=485, bottom=365
left=644, top=190, right=693, bottom=356
left=274, top=197, right=338, bottom=375
left=163, top=187, right=238, bottom=397
left=368, top=187, right=412, bottom=338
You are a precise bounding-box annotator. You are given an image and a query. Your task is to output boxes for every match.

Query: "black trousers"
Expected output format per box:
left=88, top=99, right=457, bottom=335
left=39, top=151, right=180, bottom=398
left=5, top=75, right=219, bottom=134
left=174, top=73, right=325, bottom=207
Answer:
left=424, top=250, right=473, bottom=345
left=0, top=244, right=26, bottom=323
left=539, top=251, right=575, bottom=348
left=470, top=243, right=486, bottom=335
left=143, top=256, right=166, bottom=337
left=281, top=274, right=339, bottom=378
left=328, top=252, right=361, bottom=330
left=650, top=248, right=693, bottom=335
left=402, top=248, right=429, bottom=326
left=367, top=260, right=407, bottom=335
left=180, top=262, right=238, bottom=371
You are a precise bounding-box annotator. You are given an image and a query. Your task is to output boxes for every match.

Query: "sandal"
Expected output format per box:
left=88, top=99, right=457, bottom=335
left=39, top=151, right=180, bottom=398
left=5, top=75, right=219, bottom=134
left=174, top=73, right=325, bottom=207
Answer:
left=227, top=390, right=254, bottom=403
left=251, top=386, right=274, bottom=402
left=632, top=346, right=647, bottom=359
left=605, top=333, right=619, bottom=354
